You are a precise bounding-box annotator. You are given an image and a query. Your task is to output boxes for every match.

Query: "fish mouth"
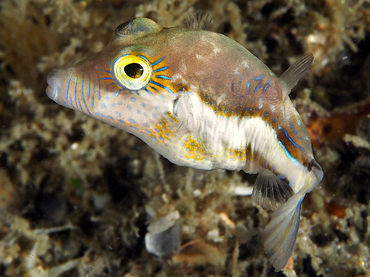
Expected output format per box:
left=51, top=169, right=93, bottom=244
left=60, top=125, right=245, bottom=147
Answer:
left=46, top=70, right=59, bottom=100
left=46, top=85, right=56, bottom=100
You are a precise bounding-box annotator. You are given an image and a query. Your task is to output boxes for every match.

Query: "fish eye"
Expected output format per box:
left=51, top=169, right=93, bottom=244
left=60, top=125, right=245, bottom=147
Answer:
left=124, top=63, right=143, bottom=79
left=112, top=55, right=152, bottom=90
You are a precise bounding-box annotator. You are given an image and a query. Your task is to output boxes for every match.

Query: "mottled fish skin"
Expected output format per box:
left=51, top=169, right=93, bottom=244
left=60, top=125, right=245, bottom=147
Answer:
left=46, top=18, right=323, bottom=271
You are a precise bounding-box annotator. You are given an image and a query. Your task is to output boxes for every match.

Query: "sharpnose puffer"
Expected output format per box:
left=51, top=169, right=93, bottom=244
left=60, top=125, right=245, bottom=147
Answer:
left=46, top=18, right=323, bottom=271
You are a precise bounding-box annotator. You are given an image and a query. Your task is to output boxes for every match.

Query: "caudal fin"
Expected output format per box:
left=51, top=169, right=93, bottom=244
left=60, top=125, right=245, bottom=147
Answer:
left=262, top=192, right=305, bottom=271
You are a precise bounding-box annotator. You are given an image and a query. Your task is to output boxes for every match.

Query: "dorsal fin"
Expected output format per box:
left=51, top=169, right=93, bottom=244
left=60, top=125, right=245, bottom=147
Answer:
left=185, top=11, right=212, bottom=30
left=251, top=170, right=294, bottom=211
left=280, top=53, right=313, bottom=95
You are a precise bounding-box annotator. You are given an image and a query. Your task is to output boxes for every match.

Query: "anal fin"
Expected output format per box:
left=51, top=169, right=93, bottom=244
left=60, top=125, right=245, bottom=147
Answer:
left=252, top=171, right=294, bottom=211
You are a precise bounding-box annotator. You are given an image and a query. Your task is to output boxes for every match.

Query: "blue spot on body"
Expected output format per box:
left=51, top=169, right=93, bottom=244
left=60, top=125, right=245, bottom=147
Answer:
left=116, top=89, right=124, bottom=96
left=151, top=57, right=164, bottom=66
left=154, top=128, right=160, bottom=133
left=131, top=98, right=136, bottom=102
left=97, top=79, right=101, bottom=99
left=144, top=87, right=153, bottom=96
left=263, top=83, right=271, bottom=92
left=74, top=76, right=78, bottom=109
left=155, top=75, right=172, bottom=80
left=95, top=112, right=113, bottom=119
left=105, top=82, right=116, bottom=94
left=129, top=118, right=135, bottom=124
left=154, top=66, right=168, bottom=72
left=290, top=123, right=298, bottom=135
left=87, top=78, right=91, bottom=99
left=130, top=126, right=139, bottom=131
left=254, top=84, right=261, bottom=93
left=141, top=103, right=146, bottom=108
left=149, top=80, right=174, bottom=95
left=127, top=105, right=132, bottom=110
left=117, top=101, right=122, bottom=106
left=149, top=85, right=158, bottom=92
left=100, top=103, right=107, bottom=109
left=278, top=126, right=305, bottom=152
left=115, top=112, right=122, bottom=117
left=69, top=97, right=74, bottom=109
left=278, top=140, right=300, bottom=166
left=138, top=55, right=150, bottom=62
left=98, top=69, right=112, bottom=74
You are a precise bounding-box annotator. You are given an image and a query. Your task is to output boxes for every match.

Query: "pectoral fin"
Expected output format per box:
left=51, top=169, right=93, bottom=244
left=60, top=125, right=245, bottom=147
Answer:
left=262, top=191, right=305, bottom=271
left=252, top=171, right=294, bottom=211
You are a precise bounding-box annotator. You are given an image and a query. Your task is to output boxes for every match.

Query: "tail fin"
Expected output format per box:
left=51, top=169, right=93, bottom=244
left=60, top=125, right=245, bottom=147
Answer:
left=262, top=191, right=305, bottom=271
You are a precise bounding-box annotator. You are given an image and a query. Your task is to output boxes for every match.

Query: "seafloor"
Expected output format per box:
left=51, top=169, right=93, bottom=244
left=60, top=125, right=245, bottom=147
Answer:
left=1, top=0, right=370, bottom=276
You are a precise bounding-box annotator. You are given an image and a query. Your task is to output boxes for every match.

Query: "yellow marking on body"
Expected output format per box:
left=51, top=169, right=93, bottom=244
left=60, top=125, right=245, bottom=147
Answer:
left=167, top=111, right=179, bottom=123
left=183, top=135, right=206, bottom=161
left=152, top=119, right=173, bottom=142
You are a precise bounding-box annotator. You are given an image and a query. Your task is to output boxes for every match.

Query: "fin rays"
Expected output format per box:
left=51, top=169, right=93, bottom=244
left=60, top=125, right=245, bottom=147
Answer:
left=262, top=192, right=304, bottom=271
left=185, top=11, right=212, bottom=30
left=252, top=171, right=294, bottom=211
left=280, top=53, right=313, bottom=94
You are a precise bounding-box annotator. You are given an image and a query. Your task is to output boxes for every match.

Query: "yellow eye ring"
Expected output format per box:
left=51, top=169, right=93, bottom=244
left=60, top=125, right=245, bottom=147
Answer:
left=112, top=54, right=152, bottom=90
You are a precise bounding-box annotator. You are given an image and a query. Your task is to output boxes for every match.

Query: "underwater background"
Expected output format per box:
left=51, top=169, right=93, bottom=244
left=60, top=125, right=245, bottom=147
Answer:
left=1, top=0, right=370, bottom=276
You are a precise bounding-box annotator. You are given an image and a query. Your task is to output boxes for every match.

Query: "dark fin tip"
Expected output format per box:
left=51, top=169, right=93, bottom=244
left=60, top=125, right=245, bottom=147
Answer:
left=115, top=19, right=133, bottom=36
left=252, top=171, right=294, bottom=211
left=185, top=10, right=212, bottom=30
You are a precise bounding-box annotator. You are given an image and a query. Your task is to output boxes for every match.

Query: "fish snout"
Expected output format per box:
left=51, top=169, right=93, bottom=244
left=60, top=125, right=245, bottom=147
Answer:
left=46, top=69, right=60, bottom=101
left=309, top=159, right=324, bottom=184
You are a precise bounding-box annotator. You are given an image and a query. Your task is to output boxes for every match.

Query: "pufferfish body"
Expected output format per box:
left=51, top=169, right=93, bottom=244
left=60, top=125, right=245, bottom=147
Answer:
left=46, top=18, right=323, bottom=271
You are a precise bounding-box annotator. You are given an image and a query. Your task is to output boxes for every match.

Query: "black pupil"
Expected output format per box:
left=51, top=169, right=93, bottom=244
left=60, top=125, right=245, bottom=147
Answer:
left=124, top=63, right=144, bottom=79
